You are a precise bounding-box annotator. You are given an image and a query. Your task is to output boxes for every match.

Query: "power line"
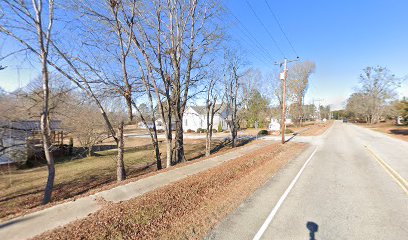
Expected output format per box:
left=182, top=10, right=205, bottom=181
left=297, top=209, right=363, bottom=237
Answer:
left=245, top=0, right=286, bottom=58
left=235, top=23, right=276, bottom=64
left=264, top=0, right=299, bottom=57
left=235, top=34, right=274, bottom=66
left=228, top=11, right=277, bottom=63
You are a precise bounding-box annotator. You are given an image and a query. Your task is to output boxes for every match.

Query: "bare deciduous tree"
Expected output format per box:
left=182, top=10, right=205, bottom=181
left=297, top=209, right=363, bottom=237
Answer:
left=287, top=61, right=316, bottom=126
left=117, top=121, right=125, bottom=181
left=205, top=75, right=223, bottom=157
left=346, top=66, right=402, bottom=124
left=1, top=0, right=130, bottom=185
left=121, top=0, right=223, bottom=166
left=0, top=0, right=57, bottom=204
left=224, top=49, right=245, bottom=148
left=358, top=66, right=401, bottom=124
left=61, top=97, right=108, bottom=157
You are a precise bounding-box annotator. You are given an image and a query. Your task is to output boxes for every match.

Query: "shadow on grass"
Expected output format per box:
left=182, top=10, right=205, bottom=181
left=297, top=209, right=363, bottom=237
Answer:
left=0, top=189, right=44, bottom=203
left=22, top=143, right=156, bottom=169
left=188, top=138, right=255, bottom=162
left=390, top=129, right=408, bottom=136
left=0, top=138, right=251, bottom=219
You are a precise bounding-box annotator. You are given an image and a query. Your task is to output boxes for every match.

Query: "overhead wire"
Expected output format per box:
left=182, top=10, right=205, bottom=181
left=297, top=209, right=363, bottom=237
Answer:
left=264, top=0, right=299, bottom=57
left=228, top=11, right=277, bottom=64
left=233, top=25, right=276, bottom=64
left=245, top=0, right=286, bottom=58
left=235, top=33, right=275, bottom=66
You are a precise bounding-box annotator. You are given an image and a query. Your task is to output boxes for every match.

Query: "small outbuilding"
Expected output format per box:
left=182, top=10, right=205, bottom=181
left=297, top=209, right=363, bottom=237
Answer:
left=0, top=120, right=63, bottom=166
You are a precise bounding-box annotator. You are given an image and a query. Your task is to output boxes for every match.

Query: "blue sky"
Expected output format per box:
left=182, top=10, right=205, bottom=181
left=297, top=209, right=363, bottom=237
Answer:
left=1, top=0, right=408, bottom=110
left=225, top=0, right=408, bottom=109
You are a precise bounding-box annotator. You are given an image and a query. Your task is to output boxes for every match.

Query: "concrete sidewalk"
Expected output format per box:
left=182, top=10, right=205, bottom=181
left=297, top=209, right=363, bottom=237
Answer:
left=0, top=141, right=270, bottom=240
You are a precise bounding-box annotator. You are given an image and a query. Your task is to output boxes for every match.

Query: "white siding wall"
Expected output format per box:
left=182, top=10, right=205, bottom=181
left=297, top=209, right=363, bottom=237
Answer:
left=183, top=107, right=229, bottom=132
left=183, top=107, right=204, bottom=131
left=212, top=115, right=229, bottom=131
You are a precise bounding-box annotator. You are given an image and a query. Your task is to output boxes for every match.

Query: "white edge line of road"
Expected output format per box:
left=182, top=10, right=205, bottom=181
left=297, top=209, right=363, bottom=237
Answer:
left=253, top=146, right=319, bottom=240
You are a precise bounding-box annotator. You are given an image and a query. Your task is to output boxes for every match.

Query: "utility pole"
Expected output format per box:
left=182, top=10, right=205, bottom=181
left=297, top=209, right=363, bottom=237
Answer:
left=312, top=98, right=323, bottom=121
left=276, top=57, right=299, bottom=144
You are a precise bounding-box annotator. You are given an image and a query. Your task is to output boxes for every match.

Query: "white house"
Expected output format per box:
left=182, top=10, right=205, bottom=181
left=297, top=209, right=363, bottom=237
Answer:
left=137, top=118, right=166, bottom=131
left=183, top=105, right=230, bottom=132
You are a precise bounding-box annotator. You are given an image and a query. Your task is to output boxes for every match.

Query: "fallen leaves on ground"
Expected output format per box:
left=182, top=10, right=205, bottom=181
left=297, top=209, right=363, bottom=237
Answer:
left=33, top=142, right=306, bottom=240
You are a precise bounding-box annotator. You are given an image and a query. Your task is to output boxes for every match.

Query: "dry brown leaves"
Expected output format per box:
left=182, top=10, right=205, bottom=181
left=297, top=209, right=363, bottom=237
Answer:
left=298, top=121, right=334, bottom=136
left=33, top=142, right=306, bottom=240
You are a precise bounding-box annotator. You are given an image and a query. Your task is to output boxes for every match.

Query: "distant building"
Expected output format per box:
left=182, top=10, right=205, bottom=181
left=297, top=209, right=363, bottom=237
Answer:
left=137, top=118, right=175, bottom=131
left=0, top=120, right=63, bottom=166
left=183, top=105, right=230, bottom=132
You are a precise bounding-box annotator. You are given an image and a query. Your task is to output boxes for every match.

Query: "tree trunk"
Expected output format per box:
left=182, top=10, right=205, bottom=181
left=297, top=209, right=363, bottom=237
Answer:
left=41, top=71, right=55, bottom=204
left=299, top=99, right=303, bottom=127
left=153, top=140, right=162, bottom=170
left=231, top=127, right=237, bottom=148
left=205, top=115, right=211, bottom=157
left=117, top=121, right=126, bottom=181
left=165, top=110, right=173, bottom=168
left=230, top=116, right=237, bottom=148
left=150, top=118, right=162, bottom=170
left=125, top=95, right=133, bottom=123
left=174, top=117, right=185, bottom=163
left=42, top=116, right=55, bottom=204
left=40, top=49, right=55, bottom=205
left=166, top=136, right=172, bottom=167
left=205, top=105, right=216, bottom=157
left=143, top=118, right=162, bottom=170
left=87, top=146, right=94, bottom=157
left=205, top=128, right=213, bottom=157
left=231, top=96, right=238, bottom=148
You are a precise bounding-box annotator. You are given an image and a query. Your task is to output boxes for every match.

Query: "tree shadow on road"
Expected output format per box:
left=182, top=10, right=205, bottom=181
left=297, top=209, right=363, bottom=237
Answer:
left=306, top=221, right=319, bottom=240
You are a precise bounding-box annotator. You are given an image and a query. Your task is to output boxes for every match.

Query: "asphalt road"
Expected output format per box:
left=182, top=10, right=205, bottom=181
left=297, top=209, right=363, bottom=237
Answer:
left=208, top=121, right=408, bottom=240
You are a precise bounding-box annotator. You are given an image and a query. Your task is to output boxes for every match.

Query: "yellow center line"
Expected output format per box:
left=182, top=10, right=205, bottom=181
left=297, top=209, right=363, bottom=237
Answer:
left=364, top=145, right=408, bottom=195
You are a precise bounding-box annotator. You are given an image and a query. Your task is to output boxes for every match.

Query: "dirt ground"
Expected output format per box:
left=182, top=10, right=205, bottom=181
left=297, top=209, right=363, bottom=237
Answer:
left=357, top=121, right=408, bottom=142
left=33, top=142, right=307, bottom=240
left=0, top=137, right=242, bottom=221
left=237, top=121, right=333, bottom=137
left=291, top=120, right=334, bottom=136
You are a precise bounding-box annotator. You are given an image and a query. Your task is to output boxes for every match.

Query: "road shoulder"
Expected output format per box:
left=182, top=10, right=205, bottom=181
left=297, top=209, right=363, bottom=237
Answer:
left=206, top=145, right=317, bottom=240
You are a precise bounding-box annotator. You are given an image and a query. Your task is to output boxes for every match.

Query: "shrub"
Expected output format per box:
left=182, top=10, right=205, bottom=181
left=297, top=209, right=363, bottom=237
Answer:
left=186, top=129, right=195, bottom=133
left=257, top=130, right=269, bottom=136
left=212, top=129, right=217, bottom=133
left=285, top=128, right=294, bottom=134
left=217, top=123, right=222, bottom=132
left=157, top=129, right=165, bottom=133
left=197, top=128, right=207, bottom=133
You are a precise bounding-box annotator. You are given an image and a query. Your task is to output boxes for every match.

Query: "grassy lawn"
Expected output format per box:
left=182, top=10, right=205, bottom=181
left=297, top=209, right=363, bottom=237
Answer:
left=0, top=138, right=232, bottom=220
